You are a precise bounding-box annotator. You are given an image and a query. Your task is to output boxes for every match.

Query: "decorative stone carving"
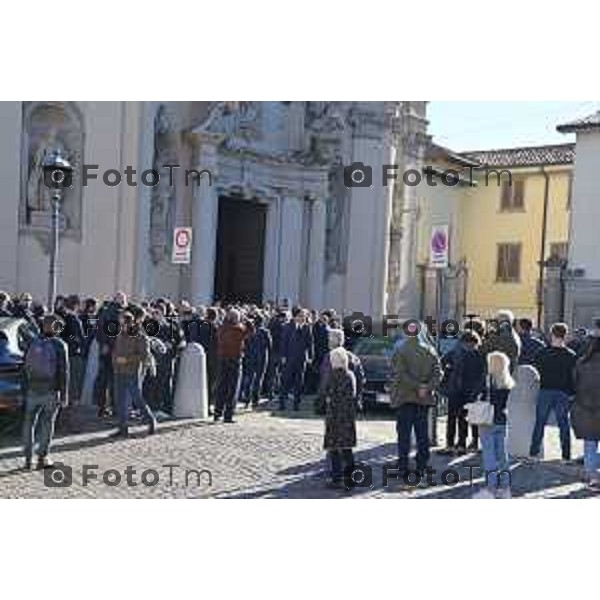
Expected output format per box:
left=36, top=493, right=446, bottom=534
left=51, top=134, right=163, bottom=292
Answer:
left=149, top=105, right=178, bottom=264
left=304, top=102, right=348, bottom=165
left=347, top=104, right=386, bottom=139
left=20, top=102, right=84, bottom=246
left=202, top=101, right=261, bottom=152
left=325, top=155, right=350, bottom=275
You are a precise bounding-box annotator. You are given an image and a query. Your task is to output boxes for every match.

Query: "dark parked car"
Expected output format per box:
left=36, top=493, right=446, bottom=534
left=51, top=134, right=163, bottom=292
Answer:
left=0, top=317, right=38, bottom=411
left=354, top=328, right=451, bottom=411
left=353, top=335, right=404, bottom=410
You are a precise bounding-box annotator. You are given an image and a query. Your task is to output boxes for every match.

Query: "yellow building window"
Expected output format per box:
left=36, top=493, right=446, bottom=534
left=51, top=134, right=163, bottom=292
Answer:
left=496, top=243, right=522, bottom=282
left=500, top=179, right=525, bottom=211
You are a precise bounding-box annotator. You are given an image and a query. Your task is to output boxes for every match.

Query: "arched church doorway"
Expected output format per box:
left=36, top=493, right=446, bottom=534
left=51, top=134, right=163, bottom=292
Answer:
left=213, top=197, right=267, bottom=304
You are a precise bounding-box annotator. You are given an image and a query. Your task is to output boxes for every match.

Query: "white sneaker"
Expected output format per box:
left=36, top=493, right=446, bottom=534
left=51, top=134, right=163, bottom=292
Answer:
left=472, top=488, right=495, bottom=499
left=495, top=488, right=512, bottom=499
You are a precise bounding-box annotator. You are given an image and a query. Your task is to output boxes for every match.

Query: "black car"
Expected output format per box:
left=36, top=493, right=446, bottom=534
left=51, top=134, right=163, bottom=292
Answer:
left=0, top=317, right=38, bottom=411
left=353, top=335, right=404, bottom=411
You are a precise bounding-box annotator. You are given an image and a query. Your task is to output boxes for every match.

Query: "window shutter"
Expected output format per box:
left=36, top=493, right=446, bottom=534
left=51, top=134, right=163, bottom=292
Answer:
left=497, top=243, right=521, bottom=282
left=513, top=180, right=524, bottom=209
left=508, top=244, right=521, bottom=281
left=501, top=181, right=511, bottom=210
left=497, top=245, right=506, bottom=280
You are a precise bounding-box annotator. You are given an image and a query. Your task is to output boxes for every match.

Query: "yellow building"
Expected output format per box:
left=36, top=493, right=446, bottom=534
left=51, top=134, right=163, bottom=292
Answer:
left=418, top=143, right=574, bottom=322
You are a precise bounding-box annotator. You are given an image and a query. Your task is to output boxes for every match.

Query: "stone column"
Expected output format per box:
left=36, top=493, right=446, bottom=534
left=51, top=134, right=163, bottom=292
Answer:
left=133, top=101, right=156, bottom=299
left=307, top=197, right=327, bottom=309
left=191, top=139, right=219, bottom=305
left=262, top=197, right=280, bottom=302
left=543, top=262, right=565, bottom=330
left=396, top=133, right=425, bottom=321
left=345, top=109, right=389, bottom=319
left=277, top=195, right=304, bottom=304
left=394, top=102, right=428, bottom=321
left=0, top=101, right=21, bottom=293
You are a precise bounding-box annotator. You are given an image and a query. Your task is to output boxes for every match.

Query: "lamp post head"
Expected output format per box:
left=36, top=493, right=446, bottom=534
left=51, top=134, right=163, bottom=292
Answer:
left=42, top=148, right=74, bottom=191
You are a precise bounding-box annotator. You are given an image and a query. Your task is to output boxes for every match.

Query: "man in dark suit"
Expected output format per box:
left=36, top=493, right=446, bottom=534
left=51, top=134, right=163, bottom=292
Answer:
left=279, top=308, right=313, bottom=411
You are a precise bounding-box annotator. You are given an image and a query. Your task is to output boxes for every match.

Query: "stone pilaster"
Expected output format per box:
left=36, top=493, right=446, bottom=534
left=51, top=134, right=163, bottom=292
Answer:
left=191, top=136, right=219, bottom=305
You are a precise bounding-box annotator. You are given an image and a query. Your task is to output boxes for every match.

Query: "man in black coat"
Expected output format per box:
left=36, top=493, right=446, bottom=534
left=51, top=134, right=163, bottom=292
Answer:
left=94, top=291, right=128, bottom=416
left=264, top=309, right=289, bottom=401
left=279, top=308, right=313, bottom=411
left=59, top=294, right=86, bottom=402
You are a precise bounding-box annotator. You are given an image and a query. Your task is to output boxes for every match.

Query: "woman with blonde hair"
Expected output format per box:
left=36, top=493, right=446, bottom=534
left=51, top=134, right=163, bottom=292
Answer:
left=473, top=351, right=515, bottom=499
left=320, top=346, right=358, bottom=488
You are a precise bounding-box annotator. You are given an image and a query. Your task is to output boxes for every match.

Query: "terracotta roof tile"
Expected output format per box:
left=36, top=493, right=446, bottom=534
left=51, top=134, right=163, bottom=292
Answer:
left=460, top=143, right=575, bottom=168
left=557, top=111, right=600, bottom=133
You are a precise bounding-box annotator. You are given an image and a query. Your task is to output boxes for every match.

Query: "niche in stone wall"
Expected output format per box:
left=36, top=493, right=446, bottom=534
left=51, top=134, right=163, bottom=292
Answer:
left=20, top=102, right=84, bottom=246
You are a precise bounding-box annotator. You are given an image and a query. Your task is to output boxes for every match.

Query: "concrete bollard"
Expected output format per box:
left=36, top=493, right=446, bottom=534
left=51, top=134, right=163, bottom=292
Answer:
left=507, top=364, right=542, bottom=459
left=79, top=339, right=99, bottom=407
left=173, top=343, right=209, bottom=419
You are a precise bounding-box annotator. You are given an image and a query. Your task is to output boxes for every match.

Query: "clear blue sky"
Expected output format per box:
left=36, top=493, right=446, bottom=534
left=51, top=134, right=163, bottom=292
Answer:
left=427, top=101, right=600, bottom=151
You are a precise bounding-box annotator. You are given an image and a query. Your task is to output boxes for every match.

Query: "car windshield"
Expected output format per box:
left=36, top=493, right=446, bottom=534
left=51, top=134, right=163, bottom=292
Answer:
left=353, top=336, right=397, bottom=357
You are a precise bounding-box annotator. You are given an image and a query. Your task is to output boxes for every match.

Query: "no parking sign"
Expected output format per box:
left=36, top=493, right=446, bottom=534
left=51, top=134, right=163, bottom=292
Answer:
left=430, top=225, right=449, bottom=269
left=171, top=227, right=193, bottom=264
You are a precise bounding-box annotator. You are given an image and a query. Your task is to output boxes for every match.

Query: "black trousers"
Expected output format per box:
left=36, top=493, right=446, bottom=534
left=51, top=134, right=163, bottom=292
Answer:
left=264, top=354, right=282, bottom=399
left=215, top=357, right=241, bottom=420
left=328, top=449, right=355, bottom=482
left=94, top=353, right=114, bottom=413
left=446, top=403, right=469, bottom=448
left=396, top=404, right=430, bottom=471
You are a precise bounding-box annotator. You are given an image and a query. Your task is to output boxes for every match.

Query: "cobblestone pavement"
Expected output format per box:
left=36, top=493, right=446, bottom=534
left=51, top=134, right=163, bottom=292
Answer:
left=0, top=403, right=597, bottom=499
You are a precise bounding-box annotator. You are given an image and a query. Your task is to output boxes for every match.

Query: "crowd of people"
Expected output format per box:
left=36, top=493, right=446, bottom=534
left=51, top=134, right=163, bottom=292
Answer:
left=1, top=290, right=351, bottom=471
left=3, top=287, right=600, bottom=497
left=437, top=312, right=600, bottom=497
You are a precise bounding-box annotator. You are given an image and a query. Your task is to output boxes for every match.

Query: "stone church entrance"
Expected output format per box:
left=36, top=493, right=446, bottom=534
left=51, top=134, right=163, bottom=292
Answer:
left=213, top=197, right=267, bottom=304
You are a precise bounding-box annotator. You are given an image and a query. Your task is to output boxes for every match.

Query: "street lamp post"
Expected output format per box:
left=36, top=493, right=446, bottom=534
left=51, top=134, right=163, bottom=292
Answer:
left=42, top=150, right=73, bottom=311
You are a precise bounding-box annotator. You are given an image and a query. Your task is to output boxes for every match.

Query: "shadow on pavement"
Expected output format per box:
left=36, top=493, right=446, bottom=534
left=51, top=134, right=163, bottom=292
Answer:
left=219, top=441, right=587, bottom=500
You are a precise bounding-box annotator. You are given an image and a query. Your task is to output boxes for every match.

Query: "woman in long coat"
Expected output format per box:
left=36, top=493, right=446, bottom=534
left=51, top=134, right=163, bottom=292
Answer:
left=572, top=337, right=600, bottom=490
left=320, top=347, right=357, bottom=487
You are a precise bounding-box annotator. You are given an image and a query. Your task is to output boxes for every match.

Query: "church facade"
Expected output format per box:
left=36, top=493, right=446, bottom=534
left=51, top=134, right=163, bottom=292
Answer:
left=0, top=101, right=428, bottom=321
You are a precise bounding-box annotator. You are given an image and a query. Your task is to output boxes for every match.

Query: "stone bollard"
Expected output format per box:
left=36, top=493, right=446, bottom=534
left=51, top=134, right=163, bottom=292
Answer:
left=79, top=339, right=99, bottom=407
left=173, top=343, right=209, bottom=419
left=507, top=364, right=542, bottom=459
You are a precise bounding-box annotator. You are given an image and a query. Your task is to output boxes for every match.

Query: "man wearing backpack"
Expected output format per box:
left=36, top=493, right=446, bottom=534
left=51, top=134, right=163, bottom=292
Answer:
left=22, top=314, right=70, bottom=470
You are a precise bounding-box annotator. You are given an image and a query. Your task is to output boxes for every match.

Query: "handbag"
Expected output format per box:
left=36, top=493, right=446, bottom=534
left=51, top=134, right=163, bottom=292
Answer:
left=466, top=376, right=494, bottom=426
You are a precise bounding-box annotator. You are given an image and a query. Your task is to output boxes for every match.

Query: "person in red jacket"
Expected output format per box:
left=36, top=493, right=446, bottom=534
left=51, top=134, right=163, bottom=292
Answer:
left=215, top=309, right=253, bottom=423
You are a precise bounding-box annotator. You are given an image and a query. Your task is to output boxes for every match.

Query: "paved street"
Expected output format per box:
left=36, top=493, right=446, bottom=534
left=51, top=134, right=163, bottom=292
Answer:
left=0, top=403, right=596, bottom=499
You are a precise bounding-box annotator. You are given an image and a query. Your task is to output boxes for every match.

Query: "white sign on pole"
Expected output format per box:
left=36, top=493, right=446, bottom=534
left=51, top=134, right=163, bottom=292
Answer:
left=172, top=227, right=193, bottom=264
left=430, top=225, right=449, bottom=269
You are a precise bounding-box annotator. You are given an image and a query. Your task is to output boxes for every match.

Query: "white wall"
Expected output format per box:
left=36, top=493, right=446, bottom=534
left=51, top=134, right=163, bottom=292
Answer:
left=418, top=178, right=463, bottom=267
left=0, top=102, right=22, bottom=293
left=8, top=102, right=148, bottom=301
left=569, top=131, right=600, bottom=279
